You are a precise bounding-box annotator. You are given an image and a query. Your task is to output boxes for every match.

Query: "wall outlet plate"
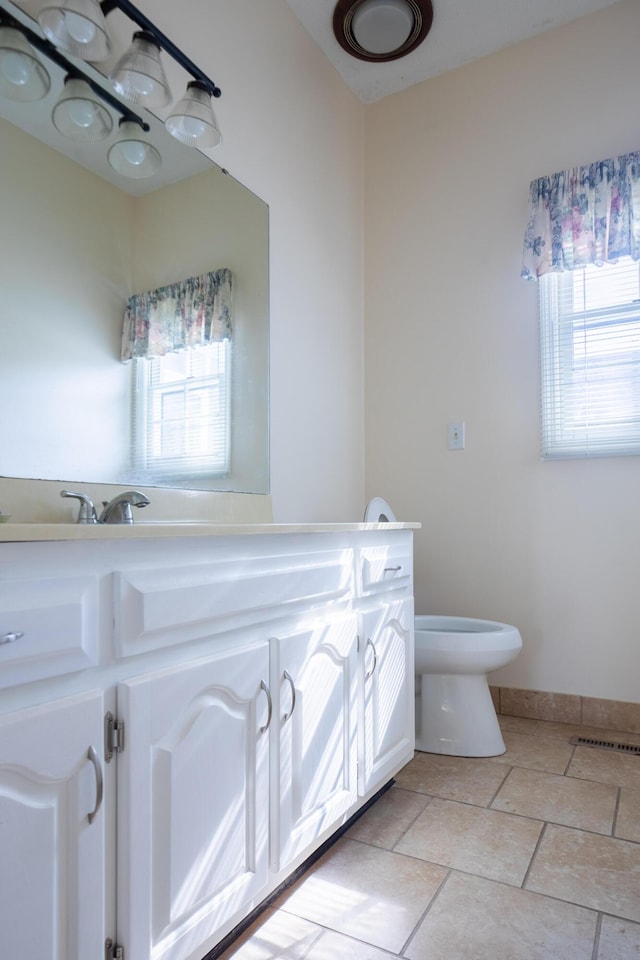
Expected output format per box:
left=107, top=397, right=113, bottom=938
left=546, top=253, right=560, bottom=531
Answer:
left=447, top=421, right=465, bottom=450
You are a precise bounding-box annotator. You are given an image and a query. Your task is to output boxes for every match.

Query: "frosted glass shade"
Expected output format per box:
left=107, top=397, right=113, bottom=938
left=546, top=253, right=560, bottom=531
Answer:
left=165, top=81, right=221, bottom=148
left=0, top=27, right=50, bottom=101
left=52, top=76, right=113, bottom=141
left=38, top=0, right=112, bottom=61
left=110, top=31, right=170, bottom=108
left=351, top=0, right=414, bottom=54
left=108, top=118, right=161, bottom=179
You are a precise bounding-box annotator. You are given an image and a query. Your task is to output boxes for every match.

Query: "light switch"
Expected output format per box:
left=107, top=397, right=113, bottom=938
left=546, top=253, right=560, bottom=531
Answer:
left=448, top=421, right=465, bottom=450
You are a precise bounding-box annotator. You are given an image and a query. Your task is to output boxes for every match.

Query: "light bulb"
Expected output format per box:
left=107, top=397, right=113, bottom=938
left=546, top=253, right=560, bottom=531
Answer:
left=120, top=139, right=148, bottom=166
left=63, top=11, right=96, bottom=46
left=67, top=97, right=96, bottom=128
left=181, top=116, right=207, bottom=139
left=129, top=73, right=155, bottom=97
left=108, top=118, right=160, bottom=179
left=0, top=50, right=30, bottom=87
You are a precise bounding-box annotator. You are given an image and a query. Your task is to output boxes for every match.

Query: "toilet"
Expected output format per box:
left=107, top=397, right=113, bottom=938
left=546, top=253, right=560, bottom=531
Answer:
left=414, top=615, right=522, bottom=757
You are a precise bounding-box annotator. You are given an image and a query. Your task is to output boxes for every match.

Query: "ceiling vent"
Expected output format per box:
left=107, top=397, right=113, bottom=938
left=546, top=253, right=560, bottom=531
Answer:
left=332, top=0, right=433, bottom=62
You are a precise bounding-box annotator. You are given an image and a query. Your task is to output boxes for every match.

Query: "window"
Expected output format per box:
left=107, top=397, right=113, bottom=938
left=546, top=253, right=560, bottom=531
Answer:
left=539, top=257, right=640, bottom=458
left=132, top=341, right=231, bottom=481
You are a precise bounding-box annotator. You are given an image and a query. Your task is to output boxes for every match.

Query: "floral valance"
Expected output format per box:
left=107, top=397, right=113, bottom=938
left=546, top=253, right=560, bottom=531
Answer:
left=521, top=151, right=640, bottom=280
left=121, top=268, right=233, bottom=360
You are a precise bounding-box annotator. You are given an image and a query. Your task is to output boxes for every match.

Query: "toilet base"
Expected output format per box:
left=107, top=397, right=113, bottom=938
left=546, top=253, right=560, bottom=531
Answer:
left=415, top=673, right=505, bottom=757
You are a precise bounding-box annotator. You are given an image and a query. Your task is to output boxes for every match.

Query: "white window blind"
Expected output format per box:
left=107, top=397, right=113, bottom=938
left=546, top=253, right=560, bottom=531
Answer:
left=132, top=341, right=231, bottom=481
left=539, top=257, right=640, bottom=459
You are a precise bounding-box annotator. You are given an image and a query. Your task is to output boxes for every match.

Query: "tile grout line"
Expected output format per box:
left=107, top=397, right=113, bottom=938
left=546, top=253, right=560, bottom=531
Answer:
left=562, top=740, right=578, bottom=776
left=590, top=913, right=603, bottom=960
left=611, top=786, right=622, bottom=840
left=486, top=763, right=513, bottom=809
left=520, top=820, right=548, bottom=890
left=387, top=791, right=435, bottom=852
left=397, top=867, right=453, bottom=958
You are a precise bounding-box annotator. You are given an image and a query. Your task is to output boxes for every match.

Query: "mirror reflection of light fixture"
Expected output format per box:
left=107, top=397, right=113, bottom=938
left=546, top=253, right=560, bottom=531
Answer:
left=52, top=75, right=113, bottom=141
left=38, top=0, right=112, bottom=61
left=0, top=24, right=50, bottom=100
left=110, top=29, right=171, bottom=108
left=0, top=0, right=224, bottom=165
left=108, top=115, right=161, bottom=179
left=332, top=0, right=433, bottom=62
left=165, top=80, right=221, bottom=148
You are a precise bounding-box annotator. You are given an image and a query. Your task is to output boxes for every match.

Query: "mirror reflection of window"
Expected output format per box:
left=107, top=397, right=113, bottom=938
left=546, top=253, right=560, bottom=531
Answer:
left=132, top=342, right=231, bottom=481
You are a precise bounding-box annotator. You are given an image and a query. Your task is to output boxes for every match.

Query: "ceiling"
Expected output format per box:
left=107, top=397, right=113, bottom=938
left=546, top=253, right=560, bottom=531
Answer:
left=286, top=0, right=621, bottom=103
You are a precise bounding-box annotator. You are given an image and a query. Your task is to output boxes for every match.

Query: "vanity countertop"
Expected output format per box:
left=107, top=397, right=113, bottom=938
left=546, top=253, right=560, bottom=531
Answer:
left=0, top=521, right=421, bottom=543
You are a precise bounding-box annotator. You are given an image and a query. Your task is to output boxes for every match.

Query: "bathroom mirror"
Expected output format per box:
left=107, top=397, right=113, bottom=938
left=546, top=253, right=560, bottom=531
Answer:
left=0, top=2, right=269, bottom=494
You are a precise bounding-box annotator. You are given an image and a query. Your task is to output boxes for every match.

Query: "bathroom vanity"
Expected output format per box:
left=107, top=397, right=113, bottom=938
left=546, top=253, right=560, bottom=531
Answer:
left=0, top=522, right=417, bottom=960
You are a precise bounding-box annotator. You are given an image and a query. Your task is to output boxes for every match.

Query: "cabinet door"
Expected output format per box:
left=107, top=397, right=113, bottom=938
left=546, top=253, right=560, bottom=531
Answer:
left=272, top=612, right=358, bottom=873
left=360, top=597, right=415, bottom=795
left=117, top=640, right=271, bottom=960
left=0, top=691, right=106, bottom=960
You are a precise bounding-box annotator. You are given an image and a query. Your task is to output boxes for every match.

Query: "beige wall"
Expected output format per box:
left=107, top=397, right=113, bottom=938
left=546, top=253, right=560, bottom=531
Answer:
left=365, top=0, right=640, bottom=702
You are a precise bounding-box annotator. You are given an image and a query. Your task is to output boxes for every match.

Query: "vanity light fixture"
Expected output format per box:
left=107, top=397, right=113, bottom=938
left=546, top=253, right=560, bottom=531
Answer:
left=52, top=74, right=113, bottom=140
left=107, top=114, right=161, bottom=178
left=165, top=80, right=221, bottom=148
left=38, top=0, right=111, bottom=61
left=0, top=23, right=50, bottom=100
left=110, top=29, right=170, bottom=108
left=332, top=0, right=433, bottom=62
left=38, top=0, right=223, bottom=147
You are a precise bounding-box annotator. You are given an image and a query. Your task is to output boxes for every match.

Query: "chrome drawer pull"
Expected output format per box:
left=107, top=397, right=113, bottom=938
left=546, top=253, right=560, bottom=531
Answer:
left=0, top=631, right=24, bottom=645
left=364, top=638, right=378, bottom=681
left=87, top=745, right=103, bottom=825
left=282, top=670, right=296, bottom=723
left=259, top=680, right=273, bottom=734
left=384, top=565, right=402, bottom=573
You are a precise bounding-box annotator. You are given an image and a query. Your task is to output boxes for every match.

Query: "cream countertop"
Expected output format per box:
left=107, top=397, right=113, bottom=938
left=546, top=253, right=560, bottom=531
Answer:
left=0, top=522, right=421, bottom=543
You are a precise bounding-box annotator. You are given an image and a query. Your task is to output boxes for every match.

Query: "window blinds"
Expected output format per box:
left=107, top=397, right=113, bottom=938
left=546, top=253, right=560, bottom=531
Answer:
left=131, top=341, right=231, bottom=481
left=539, top=258, right=640, bottom=458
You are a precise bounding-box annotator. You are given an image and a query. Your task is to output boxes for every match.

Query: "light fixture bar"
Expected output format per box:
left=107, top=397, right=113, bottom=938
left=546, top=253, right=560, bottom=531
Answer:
left=100, top=0, right=221, bottom=99
left=0, top=6, right=149, bottom=129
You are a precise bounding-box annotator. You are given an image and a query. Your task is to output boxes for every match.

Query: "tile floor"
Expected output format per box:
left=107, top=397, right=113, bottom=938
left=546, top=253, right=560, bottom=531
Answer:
left=220, top=716, right=640, bottom=959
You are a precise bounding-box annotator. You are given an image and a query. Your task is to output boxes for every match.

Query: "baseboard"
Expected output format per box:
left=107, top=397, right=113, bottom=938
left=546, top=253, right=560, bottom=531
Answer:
left=490, top=686, right=640, bottom=735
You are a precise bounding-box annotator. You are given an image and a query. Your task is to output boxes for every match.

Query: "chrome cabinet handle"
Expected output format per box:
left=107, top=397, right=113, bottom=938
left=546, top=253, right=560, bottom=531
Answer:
left=259, top=680, right=273, bottom=734
left=384, top=565, right=402, bottom=573
left=0, top=631, right=23, bottom=645
left=364, top=638, right=378, bottom=681
left=282, top=670, right=296, bottom=723
left=87, top=745, right=103, bottom=825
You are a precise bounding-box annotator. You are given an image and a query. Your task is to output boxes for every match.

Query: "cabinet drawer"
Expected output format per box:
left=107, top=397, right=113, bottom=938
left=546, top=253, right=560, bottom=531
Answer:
left=115, top=551, right=354, bottom=656
left=359, top=545, right=412, bottom=596
left=0, top=577, right=99, bottom=688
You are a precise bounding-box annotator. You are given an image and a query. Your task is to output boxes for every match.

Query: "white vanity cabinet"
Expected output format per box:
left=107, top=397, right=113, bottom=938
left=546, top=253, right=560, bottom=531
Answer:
left=359, top=597, right=414, bottom=795
left=117, top=640, right=271, bottom=960
left=270, top=611, right=359, bottom=873
left=0, top=524, right=416, bottom=960
left=0, top=690, right=106, bottom=960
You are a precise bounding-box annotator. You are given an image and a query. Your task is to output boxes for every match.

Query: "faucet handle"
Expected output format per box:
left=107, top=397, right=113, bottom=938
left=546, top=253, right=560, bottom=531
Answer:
left=60, top=490, right=99, bottom=524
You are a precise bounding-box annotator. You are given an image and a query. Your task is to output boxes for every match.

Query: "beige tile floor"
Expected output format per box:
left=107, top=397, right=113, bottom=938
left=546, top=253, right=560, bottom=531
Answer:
left=220, top=718, right=640, bottom=959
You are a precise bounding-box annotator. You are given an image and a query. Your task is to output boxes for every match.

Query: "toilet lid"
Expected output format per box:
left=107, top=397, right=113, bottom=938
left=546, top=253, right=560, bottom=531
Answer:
left=363, top=497, right=397, bottom=522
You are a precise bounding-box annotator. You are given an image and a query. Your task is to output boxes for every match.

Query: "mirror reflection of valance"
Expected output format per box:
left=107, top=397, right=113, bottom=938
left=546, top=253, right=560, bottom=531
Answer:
left=121, top=268, right=233, bottom=360
left=521, top=151, right=640, bottom=280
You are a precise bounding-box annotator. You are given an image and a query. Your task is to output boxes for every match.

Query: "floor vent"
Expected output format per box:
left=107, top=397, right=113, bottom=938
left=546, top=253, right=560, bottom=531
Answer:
left=570, top=736, right=640, bottom=755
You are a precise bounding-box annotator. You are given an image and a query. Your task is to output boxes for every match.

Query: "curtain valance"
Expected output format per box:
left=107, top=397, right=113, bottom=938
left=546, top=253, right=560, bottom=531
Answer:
left=121, top=268, right=233, bottom=360
left=521, top=151, right=640, bottom=280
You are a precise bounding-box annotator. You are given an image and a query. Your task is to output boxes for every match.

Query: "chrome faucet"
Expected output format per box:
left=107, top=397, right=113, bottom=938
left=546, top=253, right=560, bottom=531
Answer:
left=99, top=491, right=150, bottom=524
left=60, top=490, right=99, bottom=524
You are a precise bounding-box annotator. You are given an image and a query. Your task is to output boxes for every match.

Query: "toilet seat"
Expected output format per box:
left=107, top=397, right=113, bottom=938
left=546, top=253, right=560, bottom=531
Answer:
left=363, top=497, right=396, bottom=522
